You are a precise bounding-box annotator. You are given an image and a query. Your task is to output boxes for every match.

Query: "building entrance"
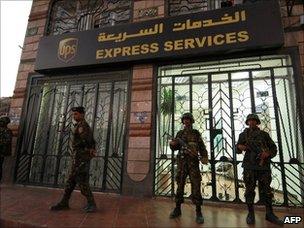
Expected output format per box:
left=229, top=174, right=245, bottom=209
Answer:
left=15, top=72, right=129, bottom=193
left=154, top=55, right=303, bottom=206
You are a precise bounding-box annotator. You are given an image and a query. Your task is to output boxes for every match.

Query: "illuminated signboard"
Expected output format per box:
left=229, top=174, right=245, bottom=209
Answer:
left=35, top=0, right=283, bottom=72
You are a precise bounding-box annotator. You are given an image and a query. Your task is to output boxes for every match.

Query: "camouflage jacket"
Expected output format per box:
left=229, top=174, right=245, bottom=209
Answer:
left=72, top=119, right=96, bottom=161
left=174, top=128, right=208, bottom=159
left=0, top=126, right=13, bottom=157
left=236, top=127, right=277, bottom=170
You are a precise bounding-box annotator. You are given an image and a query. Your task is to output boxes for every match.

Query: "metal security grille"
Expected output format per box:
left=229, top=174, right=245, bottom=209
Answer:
left=47, top=0, right=132, bottom=35
left=167, top=0, right=300, bottom=17
left=15, top=73, right=129, bottom=193
left=167, top=0, right=226, bottom=16
left=0, top=97, right=10, bottom=116
left=154, top=55, right=304, bottom=207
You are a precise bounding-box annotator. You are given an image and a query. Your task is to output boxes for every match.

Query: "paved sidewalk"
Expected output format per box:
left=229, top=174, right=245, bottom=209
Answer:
left=0, top=185, right=303, bottom=227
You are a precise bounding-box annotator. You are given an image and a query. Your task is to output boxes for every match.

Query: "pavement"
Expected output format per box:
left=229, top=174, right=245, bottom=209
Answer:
left=0, top=184, right=303, bottom=227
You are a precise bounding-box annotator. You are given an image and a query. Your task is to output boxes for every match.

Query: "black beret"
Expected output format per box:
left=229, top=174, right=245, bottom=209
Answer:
left=71, top=106, right=85, bottom=114
left=0, top=116, right=10, bottom=124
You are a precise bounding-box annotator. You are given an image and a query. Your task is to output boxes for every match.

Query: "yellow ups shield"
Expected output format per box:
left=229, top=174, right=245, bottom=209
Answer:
left=58, top=38, right=78, bottom=63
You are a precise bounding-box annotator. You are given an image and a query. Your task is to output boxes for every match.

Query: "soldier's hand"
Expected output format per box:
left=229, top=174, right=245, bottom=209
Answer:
left=169, top=140, right=178, bottom=146
left=260, top=151, right=270, bottom=160
left=237, top=144, right=247, bottom=151
left=200, top=157, right=208, bottom=164
left=89, top=149, right=97, bottom=157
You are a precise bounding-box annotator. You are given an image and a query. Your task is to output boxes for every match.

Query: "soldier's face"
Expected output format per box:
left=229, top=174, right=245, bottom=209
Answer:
left=248, top=119, right=258, bottom=128
left=183, top=118, right=192, bottom=127
left=72, top=111, right=84, bottom=122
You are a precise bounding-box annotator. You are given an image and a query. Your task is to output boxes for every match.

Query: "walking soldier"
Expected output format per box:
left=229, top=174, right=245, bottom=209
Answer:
left=169, top=113, right=208, bottom=224
left=51, top=107, right=97, bottom=213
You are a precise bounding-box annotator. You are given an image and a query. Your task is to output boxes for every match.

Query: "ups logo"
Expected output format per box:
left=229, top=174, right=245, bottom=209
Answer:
left=58, top=38, right=78, bottom=63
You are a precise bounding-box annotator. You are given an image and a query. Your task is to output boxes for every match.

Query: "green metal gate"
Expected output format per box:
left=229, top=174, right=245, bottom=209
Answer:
left=15, top=72, right=129, bottom=193
left=154, top=55, right=304, bottom=207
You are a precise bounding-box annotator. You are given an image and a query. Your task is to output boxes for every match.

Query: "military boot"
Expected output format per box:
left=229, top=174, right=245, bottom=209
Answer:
left=246, top=212, right=255, bottom=224
left=50, top=200, right=69, bottom=211
left=84, top=201, right=97, bottom=213
left=265, top=213, right=284, bottom=226
left=169, top=204, right=181, bottom=219
left=195, top=206, right=204, bottom=224
left=246, top=204, right=255, bottom=224
left=266, top=206, right=284, bottom=226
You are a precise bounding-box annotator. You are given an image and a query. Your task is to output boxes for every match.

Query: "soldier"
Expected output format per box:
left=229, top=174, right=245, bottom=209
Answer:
left=236, top=113, right=283, bottom=225
left=169, top=113, right=208, bottom=224
left=51, top=107, right=97, bottom=213
left=0, top=116, right=12, bottom=183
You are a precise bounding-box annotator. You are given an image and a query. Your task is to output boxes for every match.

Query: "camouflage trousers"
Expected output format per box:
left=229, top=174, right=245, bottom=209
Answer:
left=0, top=156, right=4, bottom=181
left=243, top=169, right=273, bottom=206
left=175, top=155, right=203, bottom=206
left=62, top=159, right=95, bottom=204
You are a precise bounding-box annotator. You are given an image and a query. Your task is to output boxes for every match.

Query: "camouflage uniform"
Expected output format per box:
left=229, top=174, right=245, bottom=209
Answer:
left=62, top=119, right=96, bottom=205
left=174, top=128, right=208, bottom=206
left=236, top=114, right=283, bottom=225
left=0, top=116, right=12, bottom=182
left=236, top=127, right=277, bottom=206
left=51, top=107, right=96, bottom=212
left=169, top=113, right=208, bottom=224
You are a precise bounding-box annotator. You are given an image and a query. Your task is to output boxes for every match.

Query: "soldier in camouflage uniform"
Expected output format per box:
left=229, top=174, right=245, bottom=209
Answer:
left=236, top=114, right=283, bottom=225
left=51, top=107, right=97, bottom=213
left=169, top=113, right=208, bottom=224
left=0, top=116, right=12, bottom=183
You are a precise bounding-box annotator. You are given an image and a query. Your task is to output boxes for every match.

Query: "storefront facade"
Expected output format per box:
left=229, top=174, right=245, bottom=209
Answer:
left=7, top=0, right=304, bottom=207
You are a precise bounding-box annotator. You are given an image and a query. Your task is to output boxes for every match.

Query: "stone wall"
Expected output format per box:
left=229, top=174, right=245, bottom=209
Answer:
left=281, top=1, right=304, bottom=83
left=9, top=0, right=50, bottom=139
left=3, top=0, right=50, bottom=183
left=123, top=0, right=164, bottom=196
left=280, top=1, right=304, bottom=140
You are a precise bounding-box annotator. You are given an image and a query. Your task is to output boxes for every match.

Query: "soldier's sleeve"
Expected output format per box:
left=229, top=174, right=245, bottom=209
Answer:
left=3, top=129, right=12, bottom=145
left=196, top=130, right=208, bottom=159
left=78, top=122, right=96, bottom=149
left=1, top=129, right=12, bottom=156
left=169, top=131, right=182, bottom=150
left=8, top=129, right=12, bottom=144
left=236, top=131, right=246, bottom=154
left=264, top=132, right=277, bottom=158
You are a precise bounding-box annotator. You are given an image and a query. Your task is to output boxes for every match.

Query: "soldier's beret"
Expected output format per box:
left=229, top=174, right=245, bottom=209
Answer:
left=71, top=106, right=85, bottom=114
left=245, top=113, right=261, bottom=125
left=0, top=116, right=10, bottom=124
left=181, top=112, right=195, bottom=123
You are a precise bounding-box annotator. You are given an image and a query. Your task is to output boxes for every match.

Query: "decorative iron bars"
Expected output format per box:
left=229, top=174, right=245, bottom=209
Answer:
left=15, top=74, right=129, bottom=193
left=47, top=0, right=132, bottom=35
left=167, top=0, right=233, bottom=16
left=285, top=0, right=296, bottom=16
left=154, top=55, right=304, bottom=207
left=167, top=0, right=298, bottom=17
left=0, top=97, right=10, bottom=116
left=284, top=0, right=303, bottom=16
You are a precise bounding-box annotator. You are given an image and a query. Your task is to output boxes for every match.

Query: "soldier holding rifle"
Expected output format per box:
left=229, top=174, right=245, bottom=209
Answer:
left=236, top=113, right=283, bottom=225
left=168, top=113, right=208, bottom=224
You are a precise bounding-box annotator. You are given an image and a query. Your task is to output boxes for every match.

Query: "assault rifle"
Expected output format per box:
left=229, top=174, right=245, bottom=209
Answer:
left=245, top=140, right=268, bottom=166
left=163, top=132, right=198, bottom=158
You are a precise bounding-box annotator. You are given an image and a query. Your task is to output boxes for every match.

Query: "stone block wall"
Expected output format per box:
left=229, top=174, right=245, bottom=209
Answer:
left=3, top=0, right=50, bottom=183
left=280, top=1, right=304, bottom=136
left=280, top=2, right=304, bottom=83
left=9, top=0, right=50, bottom=139
left=123, top=0, right=165, bottom=196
